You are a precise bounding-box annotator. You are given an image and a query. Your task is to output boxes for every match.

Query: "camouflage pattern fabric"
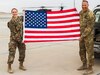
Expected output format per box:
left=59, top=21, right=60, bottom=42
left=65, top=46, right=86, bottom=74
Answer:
left=79, top=9, right=95, bottom=66
left=7, top=16, right=26, bottom=64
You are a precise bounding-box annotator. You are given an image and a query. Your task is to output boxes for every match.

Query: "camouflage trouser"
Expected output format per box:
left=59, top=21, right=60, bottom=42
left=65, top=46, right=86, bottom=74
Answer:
left=79, top=35, right=94, bottom=66
left=7, top=40, right=26, bottom=64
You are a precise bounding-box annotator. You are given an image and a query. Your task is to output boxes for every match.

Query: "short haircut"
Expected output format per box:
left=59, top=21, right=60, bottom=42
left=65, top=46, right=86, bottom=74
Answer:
left=83, top=0, right=89, bottom=4
left=11, top=8, right=18, bottom=13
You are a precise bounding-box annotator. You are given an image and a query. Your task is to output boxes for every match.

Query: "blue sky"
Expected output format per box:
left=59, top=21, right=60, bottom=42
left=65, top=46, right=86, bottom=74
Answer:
left=0, top=0, right=100, bottom=13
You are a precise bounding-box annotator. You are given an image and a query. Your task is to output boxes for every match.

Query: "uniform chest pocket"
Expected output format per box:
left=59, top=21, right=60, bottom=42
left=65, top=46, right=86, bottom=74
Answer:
left=83, top=15, right=90, bottom=23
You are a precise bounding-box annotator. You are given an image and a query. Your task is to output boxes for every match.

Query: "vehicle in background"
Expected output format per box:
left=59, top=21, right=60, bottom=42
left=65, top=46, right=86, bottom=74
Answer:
left=93, top=5, right=100, bottom=58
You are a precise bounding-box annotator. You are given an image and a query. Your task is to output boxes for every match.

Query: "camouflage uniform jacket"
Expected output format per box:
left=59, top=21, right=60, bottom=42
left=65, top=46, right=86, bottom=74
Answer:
left=7, top=16, right=23, bottom=42
left=79, top=9, right=95, bottom=38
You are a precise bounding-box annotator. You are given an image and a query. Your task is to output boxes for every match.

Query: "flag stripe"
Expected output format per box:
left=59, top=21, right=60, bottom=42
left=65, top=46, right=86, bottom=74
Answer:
left=25, top=32, right=80, bottom=36
left=47, top=16, right=79, bottom=21
left=25, top=29, right=80, bottom=33
left=48, top=19, right=79, bottom=24
left=47, top=11, right=79, bottom=17
left=24, top=27, right=80, bottom=31
left=24, top=37, right=80, bottom=41
left=47, top=22, right=80, bottom=26
left=47, top=13, right=79, bottom=19
left=24, top=38, right=79, bottom=43
left=25, top=34, right=80, bottom=38
left=48, top=24, right=80, bottom=28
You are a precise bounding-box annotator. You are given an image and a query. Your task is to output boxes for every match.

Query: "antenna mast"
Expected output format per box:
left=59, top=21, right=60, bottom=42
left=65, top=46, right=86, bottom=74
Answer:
left=74, top=0, right=76, bottom=8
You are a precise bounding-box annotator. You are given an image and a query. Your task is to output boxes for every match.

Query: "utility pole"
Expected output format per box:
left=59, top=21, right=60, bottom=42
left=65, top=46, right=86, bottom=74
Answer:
left=74, top=0, right=75, bottom=7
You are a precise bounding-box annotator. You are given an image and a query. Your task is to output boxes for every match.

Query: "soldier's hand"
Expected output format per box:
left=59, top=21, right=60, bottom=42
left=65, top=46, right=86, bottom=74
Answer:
left=79, top=36, right=83, bottom=41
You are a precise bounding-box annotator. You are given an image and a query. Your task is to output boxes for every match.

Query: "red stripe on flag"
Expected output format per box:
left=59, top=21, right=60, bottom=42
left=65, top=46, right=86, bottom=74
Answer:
left=48, top=24, right=80, bottom=28
left=48, top=19, right=79, bottom=24
left=25, top=34, right=80, bottom=38
left=47, top=14, right=79, bottom=19
left=25, top=29, right=80, bottom=33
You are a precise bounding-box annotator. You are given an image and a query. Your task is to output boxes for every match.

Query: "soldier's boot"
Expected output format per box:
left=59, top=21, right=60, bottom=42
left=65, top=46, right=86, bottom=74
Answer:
left=8, top=64, right=14, bottom=74
left=19, top=62, right=26, bottom=71
left=83, top=66, right=93, bottom=75
left=77, top=63, right=87, bottom=71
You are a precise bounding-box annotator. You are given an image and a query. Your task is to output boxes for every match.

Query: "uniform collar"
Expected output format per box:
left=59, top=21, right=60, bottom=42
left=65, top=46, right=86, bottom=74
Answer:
left=82, top=9, right=89, bottom=13
left=12, top=16, right=19, bottom=19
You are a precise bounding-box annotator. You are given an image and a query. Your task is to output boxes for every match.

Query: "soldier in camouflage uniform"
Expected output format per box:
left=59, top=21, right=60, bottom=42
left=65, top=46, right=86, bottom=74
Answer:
left=7, top=8, right=26, bottom=73
left=77, top=1, right=95, bottom=74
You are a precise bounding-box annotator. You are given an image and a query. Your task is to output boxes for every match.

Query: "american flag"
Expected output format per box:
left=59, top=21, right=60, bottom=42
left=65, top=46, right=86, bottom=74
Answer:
left=23, top=8, right=80, bottom=43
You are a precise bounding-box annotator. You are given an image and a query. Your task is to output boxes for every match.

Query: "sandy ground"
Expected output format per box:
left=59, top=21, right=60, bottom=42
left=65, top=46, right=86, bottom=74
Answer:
left=0, top=18, right=100, bottom=75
